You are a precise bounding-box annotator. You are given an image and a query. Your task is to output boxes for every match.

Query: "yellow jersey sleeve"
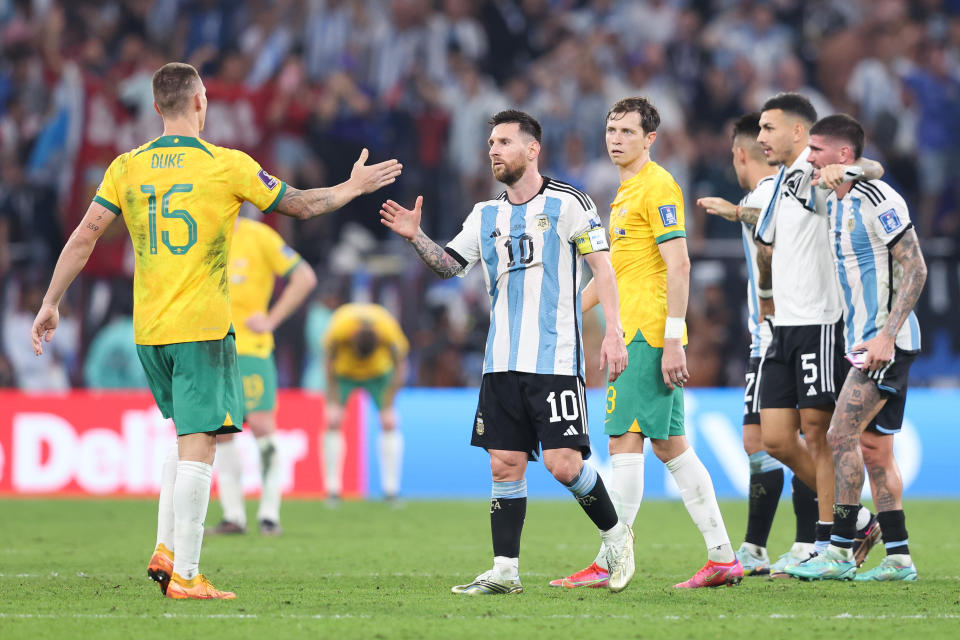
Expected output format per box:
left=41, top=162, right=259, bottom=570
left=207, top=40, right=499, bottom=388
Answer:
left=643, top=181, right=686, bottom=244
left=227, top=150, right=287, bottom=213
left=93, top=154, right=125, bottom=215
left=259, top=224, right=302, bottom=277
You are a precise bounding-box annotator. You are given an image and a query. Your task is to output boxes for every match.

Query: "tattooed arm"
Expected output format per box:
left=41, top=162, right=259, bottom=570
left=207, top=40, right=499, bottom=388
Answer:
left=696, top=197, right=761, bottom=225
left=33, top=201, right=118, bottom=354
left=855, top=157, right=884, bottom=181
left=380, top=196, right=463, bottom=279
left=817, top=157, right=885, bottom=190
left=755, top=241, right=775, bottom=321
left=851, top=229, right=927, bottom=371
left=272, top=149, right=402, bottom=220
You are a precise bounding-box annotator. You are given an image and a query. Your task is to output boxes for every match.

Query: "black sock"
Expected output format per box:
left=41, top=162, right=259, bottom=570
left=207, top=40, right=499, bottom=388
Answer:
left=745, top=468, right=784, bottom=547
left=490, top=497, right=526, bottom=558
left=816, top=520, right=834, bottom=545
left=565, top=464, right=618, bottom=531
left=877, top=510, right=910, bottom=556
left=792, top=476, right=817, bottom=544
left=831, top=504, right=859, bottom=549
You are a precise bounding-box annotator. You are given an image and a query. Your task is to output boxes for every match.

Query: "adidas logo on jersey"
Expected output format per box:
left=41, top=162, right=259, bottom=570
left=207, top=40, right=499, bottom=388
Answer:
left=806, top=386, right=817, bottom=397
left=563, top=425, right=578, bottom=436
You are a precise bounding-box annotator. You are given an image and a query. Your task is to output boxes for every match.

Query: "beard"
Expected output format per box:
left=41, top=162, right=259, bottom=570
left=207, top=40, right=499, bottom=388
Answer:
left=492, top=159, right=526, bottom=186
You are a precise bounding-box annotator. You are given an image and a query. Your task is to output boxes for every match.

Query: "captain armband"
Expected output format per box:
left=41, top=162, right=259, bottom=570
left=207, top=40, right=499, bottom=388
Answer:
left=573, top=227, right=610, bottom=255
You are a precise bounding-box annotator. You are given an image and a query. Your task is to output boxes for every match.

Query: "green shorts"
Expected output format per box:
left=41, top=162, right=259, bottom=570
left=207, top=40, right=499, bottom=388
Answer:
left=604, top=335, right=684, bottom=440
left=332, top=371, right=395, bottom=410
left=238, top=354, right=277, bottom=413
left=136, top=330, right=244, bottom=436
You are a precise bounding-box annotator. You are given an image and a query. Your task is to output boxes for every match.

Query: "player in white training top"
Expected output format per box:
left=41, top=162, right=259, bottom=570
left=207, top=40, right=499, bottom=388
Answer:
left=698, top=112, right=817, bottom=576
left=787, top=114, right=925, bottom=582
left=753, top=93, right=885, bottom=572
left=380, top=110, right=636, bottom=594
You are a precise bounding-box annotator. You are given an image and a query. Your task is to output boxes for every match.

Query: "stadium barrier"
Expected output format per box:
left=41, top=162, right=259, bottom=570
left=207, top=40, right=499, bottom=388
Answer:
left=0, top=388, right=954, bottom=498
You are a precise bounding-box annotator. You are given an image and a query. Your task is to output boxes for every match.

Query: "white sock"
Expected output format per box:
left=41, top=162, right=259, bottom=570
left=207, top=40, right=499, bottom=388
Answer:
left=214, top=439, right=246, bottom=528
left=156, top=444, right=178, bottom=550
left=888, top=553, right=912, bottom=565
left=323, top=430, right=344, bottom=497
left=593, top=453, right=644, bottom=571
left=256, top=434, right=282, bottom=524
left=856, top=505, right=871, bottom=530
left=378, top=430, right=403, bottom=498
left=493, top=555, right=519, bottom=578
left=666, top=447, right=735, bottom=563
left=173, top=461, right=213, bottom=580
left=611, top=453, right=644, bottom=526
left=741, top=542, right=765, bottom=558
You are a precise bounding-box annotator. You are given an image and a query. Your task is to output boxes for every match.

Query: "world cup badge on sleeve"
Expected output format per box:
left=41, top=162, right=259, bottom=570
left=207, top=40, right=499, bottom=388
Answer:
left=658, top=204, right=678, bottom=227
left=257, top=169, right=279, bottom=190
left=878, top=208, right=902, bottom=234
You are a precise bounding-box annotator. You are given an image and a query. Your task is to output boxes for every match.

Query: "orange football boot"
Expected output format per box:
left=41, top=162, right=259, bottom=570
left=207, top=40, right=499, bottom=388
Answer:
left=147, top=543, right=174, bottom=595
left=165, top=572, right=237, bottom=600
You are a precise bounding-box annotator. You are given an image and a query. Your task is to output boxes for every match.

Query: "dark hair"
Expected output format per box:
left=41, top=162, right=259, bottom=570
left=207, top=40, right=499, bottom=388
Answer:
left=488, top=110, right=542, bottom=143
left=810, top=114, right=865, bottom=159
left=152, top=62, right=201, bottom=116
left=761, top=92, right=817, bottom=125
left=732, top=112, right=762, bottom=141
left=606, top=97, right=660, bottom=134
left=353, top=325, right=379, bottom=359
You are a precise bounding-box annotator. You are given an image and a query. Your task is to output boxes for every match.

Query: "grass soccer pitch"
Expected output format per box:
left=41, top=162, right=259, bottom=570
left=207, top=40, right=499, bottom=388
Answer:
left=1, top=499, right=958, bottom=639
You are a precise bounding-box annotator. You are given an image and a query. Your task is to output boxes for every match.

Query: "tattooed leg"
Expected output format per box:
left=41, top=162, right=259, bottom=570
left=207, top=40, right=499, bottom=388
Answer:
left=861, top=430, right=902, bottom=512
left=827, top=368, right=886, bottom=506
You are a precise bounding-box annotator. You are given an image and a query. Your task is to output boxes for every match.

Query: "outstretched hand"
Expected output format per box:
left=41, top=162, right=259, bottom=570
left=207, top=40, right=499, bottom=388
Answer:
left=31, top=303, right=59, bottom=356
left=350, top=148, right=403, bottom=195
left=380, top=196, right=423, bottom=241
left=697, top=196, right=738, bottom=222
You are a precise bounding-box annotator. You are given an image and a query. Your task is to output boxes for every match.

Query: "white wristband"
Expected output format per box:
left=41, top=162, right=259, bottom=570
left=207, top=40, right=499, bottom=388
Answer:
left=664, top=317, right=685, bottom=340
left=757, top=287, right=773, bottom=299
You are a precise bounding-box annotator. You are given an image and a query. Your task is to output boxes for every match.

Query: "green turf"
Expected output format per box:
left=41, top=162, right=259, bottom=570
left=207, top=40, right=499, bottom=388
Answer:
left=1, top=498, right=958, bottom=639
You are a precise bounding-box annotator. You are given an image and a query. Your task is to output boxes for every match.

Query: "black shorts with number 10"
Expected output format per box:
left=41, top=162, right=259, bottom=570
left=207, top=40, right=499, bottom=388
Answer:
left=471, top=372, right=592, bottom=461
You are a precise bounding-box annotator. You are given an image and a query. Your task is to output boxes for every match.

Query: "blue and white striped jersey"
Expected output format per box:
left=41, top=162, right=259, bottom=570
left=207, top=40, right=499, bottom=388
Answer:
left=740, top=174, right=778, bottom=358
left=444, top=178, right=606, bottom=378
left=826, top=179, right=921, bottom=352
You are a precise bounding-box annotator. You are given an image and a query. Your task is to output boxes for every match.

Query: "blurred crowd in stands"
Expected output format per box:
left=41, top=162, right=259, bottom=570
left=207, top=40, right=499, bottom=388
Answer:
left=1, top=0, right=959, bottom=391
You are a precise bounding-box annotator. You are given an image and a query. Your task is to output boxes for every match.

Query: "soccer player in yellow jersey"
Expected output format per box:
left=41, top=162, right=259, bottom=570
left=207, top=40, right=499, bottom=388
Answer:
left=30, top=62, right=401, bottom=600
left=208, top=216, right=317, bottom=537
left=322, top=303, right=409, bottom=502
left=553, top=97, right=742, bottom=589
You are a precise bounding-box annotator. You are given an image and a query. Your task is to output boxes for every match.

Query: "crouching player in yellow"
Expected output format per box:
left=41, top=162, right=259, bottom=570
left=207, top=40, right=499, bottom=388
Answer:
left=323, top=303, right=408, bottom=502
left=208, top=215, right=316, bottom=536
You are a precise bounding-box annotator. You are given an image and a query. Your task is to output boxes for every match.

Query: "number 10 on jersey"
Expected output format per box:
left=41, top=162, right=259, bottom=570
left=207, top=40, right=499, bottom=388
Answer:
left=140, top=183, right=197, bottom=255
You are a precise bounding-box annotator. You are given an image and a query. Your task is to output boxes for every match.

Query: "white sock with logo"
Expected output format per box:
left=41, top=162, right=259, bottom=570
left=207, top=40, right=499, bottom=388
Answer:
left=666, top=447, right=735, bottom=563
left=214, top=439, right=246, bottom=528
left=323, top=430, right=345, bottom=497
left=173, top=461, right=213, bottom=580
left=256, top=434, right=282, bottom=524
left=156, top=443, right=178, bottom=550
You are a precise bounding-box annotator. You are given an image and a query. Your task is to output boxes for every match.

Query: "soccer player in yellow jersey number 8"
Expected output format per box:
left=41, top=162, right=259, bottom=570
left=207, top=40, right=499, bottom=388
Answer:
left=552, top=97, right=743, bottom=590
left=30, top=62, right=402, bottom=600
left=207, top=216, right=317, bottom=538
